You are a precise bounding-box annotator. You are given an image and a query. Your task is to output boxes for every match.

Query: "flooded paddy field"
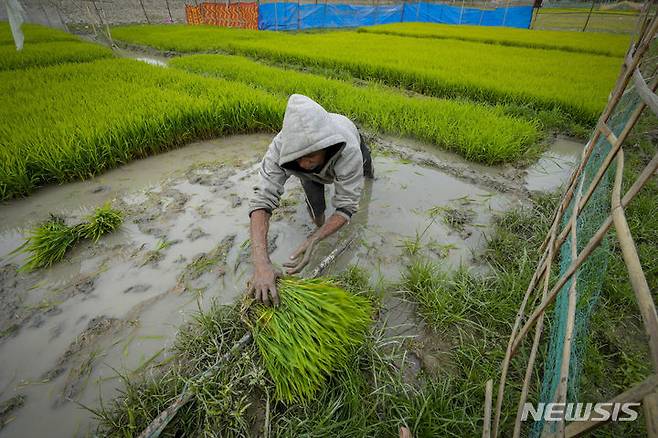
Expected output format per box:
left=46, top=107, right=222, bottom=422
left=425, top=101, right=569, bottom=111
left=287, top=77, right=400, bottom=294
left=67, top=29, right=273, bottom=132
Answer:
left=0, top=133, right=581, bottom=436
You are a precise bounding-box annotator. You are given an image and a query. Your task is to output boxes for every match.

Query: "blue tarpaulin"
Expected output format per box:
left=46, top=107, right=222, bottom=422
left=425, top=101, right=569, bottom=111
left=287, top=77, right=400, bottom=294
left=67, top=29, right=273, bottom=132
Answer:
left=258, top=3, right=533, bottom=30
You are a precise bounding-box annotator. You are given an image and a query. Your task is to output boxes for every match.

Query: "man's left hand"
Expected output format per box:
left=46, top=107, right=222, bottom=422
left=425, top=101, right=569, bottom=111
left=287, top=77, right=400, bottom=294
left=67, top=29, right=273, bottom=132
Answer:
left=283, top=236, right=319, bottom=274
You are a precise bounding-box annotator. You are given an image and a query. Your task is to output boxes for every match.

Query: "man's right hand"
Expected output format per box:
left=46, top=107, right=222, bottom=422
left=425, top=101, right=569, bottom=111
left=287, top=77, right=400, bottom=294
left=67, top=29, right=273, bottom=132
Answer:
left=248, top=262, right=280, bottom=307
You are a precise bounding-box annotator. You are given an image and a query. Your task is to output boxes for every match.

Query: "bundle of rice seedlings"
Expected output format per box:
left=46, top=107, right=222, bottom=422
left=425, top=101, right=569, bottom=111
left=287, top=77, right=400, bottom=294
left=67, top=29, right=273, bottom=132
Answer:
left=14, top=215, right=79, bottom=271
left=78, top=203, right=123, bottom=242
left=14, top=205, right=123, bottom=271
left=251, top=277, right=372, bottom=403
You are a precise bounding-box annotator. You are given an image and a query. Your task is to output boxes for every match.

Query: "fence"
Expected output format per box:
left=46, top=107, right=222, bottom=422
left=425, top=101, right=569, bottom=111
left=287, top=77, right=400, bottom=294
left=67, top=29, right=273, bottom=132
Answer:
left=481, top=4, right=658, bottom=437
left=185, top=1, right=534, bottom=30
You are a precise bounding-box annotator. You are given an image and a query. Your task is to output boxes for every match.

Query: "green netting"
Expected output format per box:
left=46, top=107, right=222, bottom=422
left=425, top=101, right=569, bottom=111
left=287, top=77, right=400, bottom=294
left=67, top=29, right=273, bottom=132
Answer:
left=531, top=52, right=647, bottom=436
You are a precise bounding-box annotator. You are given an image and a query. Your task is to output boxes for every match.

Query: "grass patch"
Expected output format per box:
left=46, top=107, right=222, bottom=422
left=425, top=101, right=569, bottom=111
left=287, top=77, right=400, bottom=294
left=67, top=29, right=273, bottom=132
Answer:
left=13, top=203, right=123, bottom=271
left=112, top=24, right=621, bottom=126
left=357, top=22, right=631, bottom=57
left=0, top=57, right=284, bottom=200
left=0, top=40, right=113, bottom=70
left=171, top=54, right=540, bottom=164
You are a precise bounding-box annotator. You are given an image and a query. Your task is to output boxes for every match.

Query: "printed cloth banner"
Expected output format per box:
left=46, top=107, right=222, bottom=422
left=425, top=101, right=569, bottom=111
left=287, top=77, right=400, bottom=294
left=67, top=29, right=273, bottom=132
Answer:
left=186, top=2, right=258, bottom=29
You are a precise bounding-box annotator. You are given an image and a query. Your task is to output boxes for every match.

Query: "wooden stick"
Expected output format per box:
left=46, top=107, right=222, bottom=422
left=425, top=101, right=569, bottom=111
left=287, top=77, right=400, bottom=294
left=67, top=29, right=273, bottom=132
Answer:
left=564, top=374, right=658, bottom=437
left=611, top=150, right=658, bottom=369
left=553, top=165, right=585, bottom=436
left=482, top=379, right=493, bottom=438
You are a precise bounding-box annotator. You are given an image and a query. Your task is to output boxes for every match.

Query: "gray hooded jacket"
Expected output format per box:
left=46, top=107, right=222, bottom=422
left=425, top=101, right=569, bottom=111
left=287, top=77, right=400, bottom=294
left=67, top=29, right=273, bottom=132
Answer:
left=249, top=94, right=364, bottom=221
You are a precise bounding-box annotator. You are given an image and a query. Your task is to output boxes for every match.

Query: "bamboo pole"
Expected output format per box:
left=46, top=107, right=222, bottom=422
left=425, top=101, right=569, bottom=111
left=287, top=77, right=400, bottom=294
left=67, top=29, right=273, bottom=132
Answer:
left=138, top=0, right=150, bottom=23
left=564, top=374, right=658, bottom=436
left=482, top=379, right=493, bottom=438
left=552, top=172, right=584, bottom=436
left=165, top=0, right=174, bottom=22
left=582, top=0, right=595, bottom=32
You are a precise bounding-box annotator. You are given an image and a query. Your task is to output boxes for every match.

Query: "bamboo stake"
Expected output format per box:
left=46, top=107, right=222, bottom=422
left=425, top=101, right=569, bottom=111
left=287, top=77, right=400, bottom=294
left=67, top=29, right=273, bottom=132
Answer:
left=138, top=0, right=150, bottom=24
left=482, top=379, right=493, bottom=438
left=611, top=150, right=658, bottom=369
left=165, top=0, right=174, bottom=22
left=552, top=171, right=584, bottom=436
left=564, top=374, right=658, bottom=436
left=582, top=0, right=595, bottom=32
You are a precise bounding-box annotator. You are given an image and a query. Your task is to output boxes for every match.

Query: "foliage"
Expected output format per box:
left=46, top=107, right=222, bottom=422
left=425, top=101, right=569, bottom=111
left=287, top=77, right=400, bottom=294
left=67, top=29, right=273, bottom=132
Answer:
left=79, top=203, right=124, bottom=242
left=0, top=58, right=284, bottom=200
left=172, top=54, right=540, bottom=164
left=251, top=277, right=373, bottom=403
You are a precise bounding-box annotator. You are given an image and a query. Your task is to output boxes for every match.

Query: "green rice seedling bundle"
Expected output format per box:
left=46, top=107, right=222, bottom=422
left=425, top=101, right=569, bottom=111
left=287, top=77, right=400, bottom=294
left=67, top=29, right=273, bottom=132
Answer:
left=0, top=40, right=113, bottom=70
left=78, top=203, right=124, bottom=242
left=357, top=23, right=630, bottom=57
left=0, top=22, right=79, bottom=45
left=112, top=25, right=620, bottom=125
left=0, top=58, right=283, bottom=199
left=251, top=277, right=372, bottom=403
left=14, top=204, right=123, bottom=270
left=14, top=216, right=80, bottom=271
left=172, top=54, right=539, bottom=163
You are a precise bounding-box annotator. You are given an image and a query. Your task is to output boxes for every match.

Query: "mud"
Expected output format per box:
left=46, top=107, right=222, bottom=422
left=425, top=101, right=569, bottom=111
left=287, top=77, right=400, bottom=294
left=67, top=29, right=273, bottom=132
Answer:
left=0, top=133, right=580, bottom=437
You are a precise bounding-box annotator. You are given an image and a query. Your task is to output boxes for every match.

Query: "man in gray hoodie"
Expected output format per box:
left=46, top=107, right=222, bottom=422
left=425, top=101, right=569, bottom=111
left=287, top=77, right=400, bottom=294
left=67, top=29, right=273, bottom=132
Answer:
left=248, top=94, right=373, bottom=306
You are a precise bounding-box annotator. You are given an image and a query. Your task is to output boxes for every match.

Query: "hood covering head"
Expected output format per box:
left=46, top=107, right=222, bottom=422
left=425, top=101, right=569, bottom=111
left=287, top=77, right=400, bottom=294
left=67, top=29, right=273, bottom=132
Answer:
left=277, top=94, right=346, bottom=166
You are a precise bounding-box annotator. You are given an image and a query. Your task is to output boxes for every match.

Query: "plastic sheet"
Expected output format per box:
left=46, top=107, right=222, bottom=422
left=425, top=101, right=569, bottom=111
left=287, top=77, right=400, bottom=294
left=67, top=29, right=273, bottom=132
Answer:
left=257, top=2, right=533, bottom=30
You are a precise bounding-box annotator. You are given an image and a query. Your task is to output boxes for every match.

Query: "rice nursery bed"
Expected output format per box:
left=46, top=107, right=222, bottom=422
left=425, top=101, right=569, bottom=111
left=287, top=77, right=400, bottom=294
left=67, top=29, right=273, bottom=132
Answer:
left=0, top=23, right=112, bottom=70
left=357, top=22, right=631, bottom=57
left=0, top=22, right=79, bottom=45
left=171, top=54, right=540, bottom=164
left=112, top=25, right=621, bottom=126
left=0, top=58, right=283, bottom=200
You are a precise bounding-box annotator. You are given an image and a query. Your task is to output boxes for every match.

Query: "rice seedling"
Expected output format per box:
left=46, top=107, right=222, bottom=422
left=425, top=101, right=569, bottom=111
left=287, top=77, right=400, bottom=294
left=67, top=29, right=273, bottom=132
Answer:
left=249, top=277, right=373, bottom=403
left=78, top=203, right=124, bottom=242
left=0, top=58, right=284, bottom=200
left=0, top=22, right=78, bottom=45
left=357, top=22, right=631, bottom=57
left=13, top=205, right=124, bottom=271
left=172, top=54, right=540, bottom=164
left=13, top=215, right=80, bottom=271
left=112, top=24, right=621, bottom=125
left=0, top=41, right=113, bottom=70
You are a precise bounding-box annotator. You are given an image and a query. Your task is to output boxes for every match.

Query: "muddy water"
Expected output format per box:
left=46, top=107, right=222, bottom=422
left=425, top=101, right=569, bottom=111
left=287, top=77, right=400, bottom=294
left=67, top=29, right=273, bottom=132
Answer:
left=0, top=134, right=579, bottom=437
left=524, top=136, right=583, bottom=192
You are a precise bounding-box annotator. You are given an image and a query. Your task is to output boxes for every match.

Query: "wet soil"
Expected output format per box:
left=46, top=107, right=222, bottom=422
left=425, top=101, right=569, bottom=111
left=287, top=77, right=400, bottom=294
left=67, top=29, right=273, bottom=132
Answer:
left=0, top=132, right=582, bottom=437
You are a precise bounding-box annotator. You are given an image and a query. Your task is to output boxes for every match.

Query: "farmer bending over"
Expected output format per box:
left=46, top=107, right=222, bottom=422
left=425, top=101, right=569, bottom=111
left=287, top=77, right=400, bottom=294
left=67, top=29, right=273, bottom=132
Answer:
left=248, top=94, right=374, bottom=306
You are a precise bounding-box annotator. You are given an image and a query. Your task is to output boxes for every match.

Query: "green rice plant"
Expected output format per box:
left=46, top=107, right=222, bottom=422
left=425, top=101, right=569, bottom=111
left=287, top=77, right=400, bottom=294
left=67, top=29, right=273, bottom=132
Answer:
left=171, top=54, right=540, bottom=163
left=0, top=40, right=113, bottom=70
left=0, top=22, right=79, bottom=45
left=250, top=277, right=372, bottom=403
left=112, top=25, right=621, bottom=125
left=13, top=205, right=124, bottom=271
left=78, top=203, right=124, bottom=242
left=0, top=58, right=284, bottom=200
left=13, top=215, right=80, bottom=271
left=357, top=22, right=631, bottom=57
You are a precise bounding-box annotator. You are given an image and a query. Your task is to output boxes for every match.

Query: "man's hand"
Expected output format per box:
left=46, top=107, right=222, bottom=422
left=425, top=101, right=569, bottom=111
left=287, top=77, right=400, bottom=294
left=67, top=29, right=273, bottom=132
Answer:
left=283, top=236, right=319, bottom=274
left=248, top=261, right=281, bottom=306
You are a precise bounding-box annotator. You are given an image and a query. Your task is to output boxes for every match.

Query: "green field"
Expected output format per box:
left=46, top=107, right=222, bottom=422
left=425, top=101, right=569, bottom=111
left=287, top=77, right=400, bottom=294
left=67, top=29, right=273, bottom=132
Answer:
left=172, top=54, right=539, bottom=163
left=0, top=58, right=283, bottom=200
left=112, top=25, right=622, bottom=126
left=357, top=22, right=631, bottom=57
left=534, top=8, right=640, bottom=33
left=0, top=22, right=79, bottom=45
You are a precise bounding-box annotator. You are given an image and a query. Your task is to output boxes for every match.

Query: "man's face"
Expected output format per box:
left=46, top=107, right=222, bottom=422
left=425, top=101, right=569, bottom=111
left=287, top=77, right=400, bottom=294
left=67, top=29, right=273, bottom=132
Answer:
left=296, top=149, right=326, bottom=172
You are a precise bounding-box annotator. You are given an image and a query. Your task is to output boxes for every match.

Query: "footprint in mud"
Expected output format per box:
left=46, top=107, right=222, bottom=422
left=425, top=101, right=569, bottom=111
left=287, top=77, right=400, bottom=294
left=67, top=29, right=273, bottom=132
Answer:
left=123, top=284, right=152, bottom=294
left=187, top=227, right=209, bottom=241
left=173, top=234, right=237, bottom=293
left=44, top=316, right=126, bottom=407
left=0, top=394, right=25, bottom=431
